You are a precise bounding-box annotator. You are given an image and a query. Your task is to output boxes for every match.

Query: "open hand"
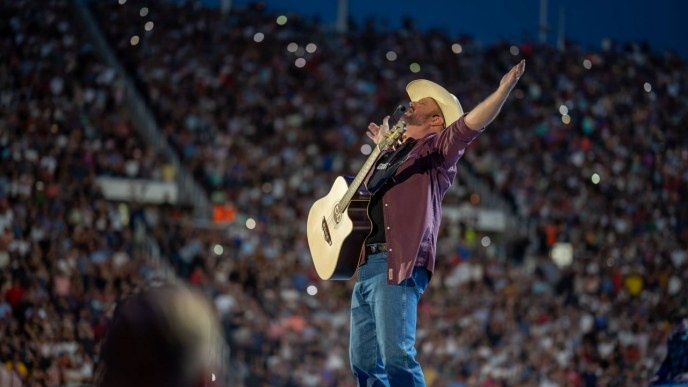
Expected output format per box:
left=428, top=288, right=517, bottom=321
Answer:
left=366, top=115, right=390, bottom=145
left=499, top=59, right=526, bottom=94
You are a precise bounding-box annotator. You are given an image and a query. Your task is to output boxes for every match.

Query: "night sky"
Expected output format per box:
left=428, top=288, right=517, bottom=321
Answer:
left=223, top=0, right=688, bottom=57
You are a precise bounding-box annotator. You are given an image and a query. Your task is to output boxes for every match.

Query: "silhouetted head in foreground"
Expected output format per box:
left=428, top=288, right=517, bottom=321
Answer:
left=96, top=283, right=228, bottom=387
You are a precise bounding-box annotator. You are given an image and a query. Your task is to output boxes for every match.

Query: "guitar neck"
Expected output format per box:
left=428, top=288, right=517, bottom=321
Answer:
left=338, top=120, right=406, bottom=211
left=339, top=146, right=382, bottom=208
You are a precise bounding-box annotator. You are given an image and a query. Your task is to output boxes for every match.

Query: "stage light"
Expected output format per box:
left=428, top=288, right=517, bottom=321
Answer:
left=561, top=114, right=571, bottom=124
left=481, top=236, right=491, bottom=247
left=644, top=82, right=652, bottom=92
left=276, top=15, right=288, bottom=26
left=409, top=63, right=421, bottom=73
left=287, top=42, right=298, bottom=53
left=583, top=59, right=592, bottom=69
left=253, top=32, right=264, bottom=43
left=139, top=7, right=149, bottom=17
left=213, top=245, right=223, bottom=256
left=144, top=21, right=154, bottom=31
left=130, top=35, right=140, bottom=46
left=246, top=218, right=256, bottom=230
left=307, top=285, right=318, bottom=296
left=591, top=173, right=600, bottom=184
left=558, top=105, right=569, bottom=115
left=360, top=144, right=372, bottom=155
left=451, top=43, right=463, bottom=54
left=306, top=43, right=317, bottom=53
left=295, top=58, right=306, bottom=68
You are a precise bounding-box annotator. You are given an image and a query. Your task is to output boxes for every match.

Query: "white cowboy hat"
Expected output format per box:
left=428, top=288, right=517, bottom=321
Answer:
left=406, top=79, right=463, bottom=127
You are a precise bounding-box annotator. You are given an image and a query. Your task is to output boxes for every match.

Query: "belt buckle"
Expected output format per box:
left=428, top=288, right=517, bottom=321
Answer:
left=368, top=243, right=385, bottom=254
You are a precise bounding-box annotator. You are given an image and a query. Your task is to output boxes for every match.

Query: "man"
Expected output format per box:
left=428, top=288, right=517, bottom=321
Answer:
left=95, top=283, right=228, bottom=387
left=350, top=60, right=526, bottom=386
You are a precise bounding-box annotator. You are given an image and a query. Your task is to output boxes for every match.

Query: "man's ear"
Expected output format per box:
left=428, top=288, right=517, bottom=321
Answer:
left=431, top=114, right=445, bottom=128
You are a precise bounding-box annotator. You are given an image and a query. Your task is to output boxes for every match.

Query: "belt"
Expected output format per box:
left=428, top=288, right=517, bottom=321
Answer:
left=365, top=243, right=388, bottom=255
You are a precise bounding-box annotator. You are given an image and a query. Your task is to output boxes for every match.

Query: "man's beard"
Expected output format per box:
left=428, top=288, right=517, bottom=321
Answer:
left=405, top=111, right=428, bottom=126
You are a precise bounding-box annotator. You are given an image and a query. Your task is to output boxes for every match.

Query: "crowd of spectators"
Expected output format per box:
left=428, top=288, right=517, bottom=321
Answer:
left=89, top=0, right=688, bottom=385
left=0, top=0, right=177, bottom=385
left=1, top=0, right=686, bottom=385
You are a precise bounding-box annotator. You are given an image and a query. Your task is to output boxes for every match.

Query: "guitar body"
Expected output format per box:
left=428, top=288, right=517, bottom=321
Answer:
left=307, top=176, right=371, bottom=280
left=306, top=110, right=407, bottom=281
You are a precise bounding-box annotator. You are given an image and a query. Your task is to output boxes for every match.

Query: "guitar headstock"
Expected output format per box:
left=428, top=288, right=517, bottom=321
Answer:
left=378, top=120, right=407, bottom=151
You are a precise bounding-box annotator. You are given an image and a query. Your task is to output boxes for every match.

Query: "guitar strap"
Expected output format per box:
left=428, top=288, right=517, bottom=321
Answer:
left=366, top=139, right=417, bottom=194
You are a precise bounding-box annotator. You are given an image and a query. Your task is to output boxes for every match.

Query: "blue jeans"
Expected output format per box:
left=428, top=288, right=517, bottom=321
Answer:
left=349, top=252, right=430, bottom=387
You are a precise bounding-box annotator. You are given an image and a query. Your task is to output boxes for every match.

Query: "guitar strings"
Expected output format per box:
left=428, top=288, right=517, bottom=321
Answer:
left=321, top=121, right=406, bottom=229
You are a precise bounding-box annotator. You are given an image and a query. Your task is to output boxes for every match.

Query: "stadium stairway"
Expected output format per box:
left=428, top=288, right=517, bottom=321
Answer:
left=71, top=0, right=212, bottom=220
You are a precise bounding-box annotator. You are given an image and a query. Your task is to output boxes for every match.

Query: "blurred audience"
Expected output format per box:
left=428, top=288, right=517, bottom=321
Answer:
left=0, top=0, right=686, bottom=386
left=1, top=0, right=174, bottom=385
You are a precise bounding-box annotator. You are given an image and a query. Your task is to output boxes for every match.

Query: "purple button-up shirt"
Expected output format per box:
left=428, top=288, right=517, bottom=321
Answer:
left=360, top=114, right=484, bottom=284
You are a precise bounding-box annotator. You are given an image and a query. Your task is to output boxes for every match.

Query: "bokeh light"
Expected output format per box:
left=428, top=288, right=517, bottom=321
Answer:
left=295, top=58, right=306, bottom=68
left=510, top=45, right=520, bottom=56
left=386, top=51, right=397, bottom=61
left=276, top=15, right=288, bottom=25
left=551, top=242, right=574, bottom=267
left=306, top=43, right=317, bottom=53
left=451, top=43, right=463, bottom=54
left=591, top=173, right=601, bottom=184
left=253, top=32, right=264, bottom=43
left=139, top=7, right=149, bottom=17
left=470, top=193, right=480, bottom=205
left=246, top=218, right=256, bottom=230
left=644, top=82, right=652, bottom=92
left=481, top=236, right=491, bottom=247
left=361, top=143, right=372, bottom=155
left=130, top=35, right=140, bottom=46
left=307, top=285, right=318, bottom=296
left=213, top=244, right=223, bottom=255
left=409, top=62, right=421, bottom=73
left=144, top=21, right=154, bottom=31
left=583, top=59, right=592, bottom=69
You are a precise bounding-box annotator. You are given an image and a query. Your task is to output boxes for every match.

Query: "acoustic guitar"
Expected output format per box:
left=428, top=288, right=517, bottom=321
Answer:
left=307, top=105, right=408, bottom=280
